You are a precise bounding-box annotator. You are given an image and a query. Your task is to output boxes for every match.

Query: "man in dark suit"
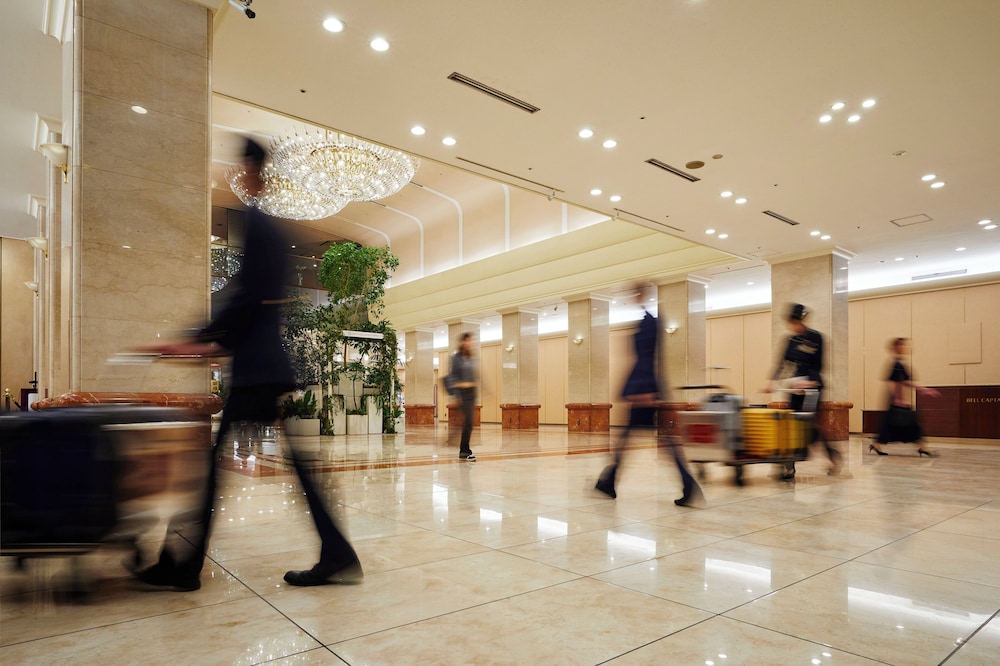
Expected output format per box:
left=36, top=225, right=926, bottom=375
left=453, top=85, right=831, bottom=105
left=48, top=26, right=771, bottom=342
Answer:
left=135, top=138, right=361, bottom=590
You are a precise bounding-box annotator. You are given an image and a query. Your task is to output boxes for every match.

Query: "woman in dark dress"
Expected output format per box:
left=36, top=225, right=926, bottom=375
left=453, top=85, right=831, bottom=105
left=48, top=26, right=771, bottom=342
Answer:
left=870, top=337, right=941, bottom=456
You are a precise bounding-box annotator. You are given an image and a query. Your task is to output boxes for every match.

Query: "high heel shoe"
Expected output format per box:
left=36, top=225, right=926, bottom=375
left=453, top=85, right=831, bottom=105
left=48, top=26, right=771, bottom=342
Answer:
left=868, top=443, right=888, bottom=456
left=917, top=448, right=939, bottom=457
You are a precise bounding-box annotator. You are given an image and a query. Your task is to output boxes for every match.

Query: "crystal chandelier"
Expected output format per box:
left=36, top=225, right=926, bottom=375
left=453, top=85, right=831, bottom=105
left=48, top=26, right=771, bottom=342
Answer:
left=225, top=164, right=347, bottom=221
left=270, top=130, right=420, bottom=203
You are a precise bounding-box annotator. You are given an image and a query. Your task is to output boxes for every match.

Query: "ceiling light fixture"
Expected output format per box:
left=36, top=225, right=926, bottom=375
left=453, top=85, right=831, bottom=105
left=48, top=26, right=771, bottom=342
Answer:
left=578, top=129, right=594, bottom=139
left=956, top=247, right=966, bottom=251
left=442, top=136, right=457, bottom=146
left=735, top=197, right=747, bottom=204
left=985, top=224, right=997, bottom=230
left=590, top=188, right=602, bottom=195
left=131, top=105, right=147, bottom=114
left=225, top=164, right=347, bottom=220
left=602, top=139, right=617, bottom=148
left=895, top=257, right=904, bottom=261
left=718, top=233, right=729, bottom=239
left=609, top=195, right=621, bottom=202
left=370, top=37, right=390, bottom=51
left=921, top=174, right=936, bottom=181
left=706, top=229, right=715, bottom=235
left=410, top=126, right=425, bottom=136
left=810, top=230, right=821, bottom=236
left=847, top=114, right=861, bottom=123
left=270, top=129, right=419, bottom=203
left=930, top=181, right=946, bottom=188
left=819, top=114, right=832, bottom=123
left=322, top=17, right=344, bottom=32
left=720, top=191, right=733, bottom=198
left=862, top=99, right=877, bottom=108
left=978, top=219, right=992, bottom=225
left=831, top=101, right=846, bottom=111
left=821, top=234, right=831, bottom=240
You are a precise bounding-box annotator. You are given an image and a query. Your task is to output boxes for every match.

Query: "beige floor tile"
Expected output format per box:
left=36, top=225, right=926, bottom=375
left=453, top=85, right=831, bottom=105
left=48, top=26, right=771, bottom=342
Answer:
left=502, top=522, right=722, bottom=576
left=926, top=508, right=1000, bottom=540
left=944, top=616, right=1000, bottom=666
left=264, top=647, right=344, bottom=664
left=856, top=530, right=1000, bottom=587
left=0, top=596, right=318, bottom=665
left=738, top=513, right=917, bottom=559
left=605, top=616, right=881, bottom=665
left=653, top=501, right=811, bottom=537
left=266, top=550, right=580, bottom=644
left=725, top=562, right=1000, bottom=664
left=441, top=508, right=634, bottom=549
left=331, top=577, right=711, bottom=665
left=595, top=538, right=844, bottom=613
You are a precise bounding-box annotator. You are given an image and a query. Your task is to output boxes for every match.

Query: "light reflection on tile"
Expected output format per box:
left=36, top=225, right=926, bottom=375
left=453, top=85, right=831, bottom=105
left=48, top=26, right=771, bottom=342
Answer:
left=3, top=427, right=999, bottom=664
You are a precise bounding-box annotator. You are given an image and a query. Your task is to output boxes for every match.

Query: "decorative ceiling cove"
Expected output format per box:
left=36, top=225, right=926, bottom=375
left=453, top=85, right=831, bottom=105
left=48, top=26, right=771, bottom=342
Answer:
left=382, top=219, right=736, bottom=331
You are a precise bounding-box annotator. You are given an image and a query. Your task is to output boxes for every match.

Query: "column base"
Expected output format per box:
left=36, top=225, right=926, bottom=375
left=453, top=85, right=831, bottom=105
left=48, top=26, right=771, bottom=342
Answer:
left=565, top=403, right=612, bottom=432
left=500, top=404, right=541, bottom=429
left=404, top=404, right=436, bottom=426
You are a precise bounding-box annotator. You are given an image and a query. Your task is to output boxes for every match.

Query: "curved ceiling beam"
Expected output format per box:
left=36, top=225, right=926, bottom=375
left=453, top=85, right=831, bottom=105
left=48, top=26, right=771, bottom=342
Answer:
left=411, top=182, right=463, bottom=265
left=373, top=203, right=425, bottom=278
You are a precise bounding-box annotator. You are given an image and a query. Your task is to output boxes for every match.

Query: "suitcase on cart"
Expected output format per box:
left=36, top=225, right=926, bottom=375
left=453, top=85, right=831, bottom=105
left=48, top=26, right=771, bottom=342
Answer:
left=1, top=406, right=209, bottom=558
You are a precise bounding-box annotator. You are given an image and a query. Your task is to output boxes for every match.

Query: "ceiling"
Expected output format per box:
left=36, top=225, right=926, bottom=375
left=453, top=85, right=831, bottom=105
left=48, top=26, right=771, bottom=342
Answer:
left=4, top=0, right=1000, bottom=337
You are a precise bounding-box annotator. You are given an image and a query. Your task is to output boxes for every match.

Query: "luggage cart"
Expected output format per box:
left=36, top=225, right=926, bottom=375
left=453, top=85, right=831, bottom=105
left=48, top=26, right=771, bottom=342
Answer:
left=1, top=406, right=211, bottom=584
left=675, top=386, right=818, bottom=485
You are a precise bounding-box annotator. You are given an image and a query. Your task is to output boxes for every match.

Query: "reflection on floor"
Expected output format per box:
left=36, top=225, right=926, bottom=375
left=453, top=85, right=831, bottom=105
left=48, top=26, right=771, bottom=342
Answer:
left=2, top=424, right=999, bottom=665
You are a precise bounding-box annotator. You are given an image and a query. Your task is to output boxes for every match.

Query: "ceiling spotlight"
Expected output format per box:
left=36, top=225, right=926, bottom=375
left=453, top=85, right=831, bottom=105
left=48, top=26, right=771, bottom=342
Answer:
left=609, top=195, right=621, bottom=202
left=578, top=128, right=594, bottom=139
left=442, top=136, right=456, bottom=146
left=978, top=219, right=992, bottom=225
left=720, top=191, right=733, bottom=198
left=747, top=281, right=754, bottom=286
left=847, top=114, right=861, bottom=123
left=819, top=115, right=832, bottom=123
left=821, top=234, right=831, bottom=240
left=810, top=230, right=821, bottom=236
left=921, top=174, right=936, bottom=181
left=930, top=181, right=946, bottom=188
left=718, top=233, right=729, bottom=239
left=735, top=197, right=747, bottom=204
left=862, top=99, right=877, bottom=108
left=370, top=37, right=390, bottom=51
left=590, top=188, right=602, bottom=195
left=956, top=247, right=967, bottom=251
left=985, top=224, right=998, bottom=230
left=894, top=257, right=904, bottom=261
left=831, top=101, right=846, bottom=111
left=706, top=229, right=716, bottom=235
left=322, top=17, right=344, bottom=32
left=228, top=0, right=254, bottom=19
left=602, top=139, right=617, bottom=149
left=410, top=126, right=426, bottom=136
left=131, top=105, right=148, bottom=114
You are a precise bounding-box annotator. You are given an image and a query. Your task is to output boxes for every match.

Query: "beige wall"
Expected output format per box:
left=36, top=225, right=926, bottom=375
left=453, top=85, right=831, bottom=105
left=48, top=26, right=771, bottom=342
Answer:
left=1, top=239, right=36, bottom=407
left=538, top=336, right=568, bottom=424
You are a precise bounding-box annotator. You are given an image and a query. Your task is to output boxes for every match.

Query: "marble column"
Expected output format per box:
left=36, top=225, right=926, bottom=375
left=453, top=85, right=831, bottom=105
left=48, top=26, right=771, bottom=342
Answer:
left=565, top=295, right=611, bottom=432
left=770, top=251, right=853, bottom=445
left=446, top=319, right=481, bottom=427
left=403, top=328, right=436, bottom=426
left=499, top=308, right=541, bottom=429
left=658, top=278, right=708, bottom=398
left=64, top=0, right=212, bottom=394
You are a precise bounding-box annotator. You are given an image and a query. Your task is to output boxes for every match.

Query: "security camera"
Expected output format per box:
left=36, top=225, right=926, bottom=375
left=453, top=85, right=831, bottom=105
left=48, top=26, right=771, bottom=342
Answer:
left=228, top=0, right=255, bottom=19
left=244, top=8, right=255, bottom=18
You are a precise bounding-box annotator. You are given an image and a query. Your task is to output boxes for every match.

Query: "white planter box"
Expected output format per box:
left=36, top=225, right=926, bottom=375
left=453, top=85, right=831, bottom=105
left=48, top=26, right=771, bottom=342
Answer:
left=394, top=416, right=405, bottom=433
left=347, top=414, right=367, bottom=435
left=298, top=418, right=321, bottom=436
left=283, top=418, right=299, bottom=436
left=332, top=410, right=347, bottom=435
left=367, top=396, right=383, bottom=434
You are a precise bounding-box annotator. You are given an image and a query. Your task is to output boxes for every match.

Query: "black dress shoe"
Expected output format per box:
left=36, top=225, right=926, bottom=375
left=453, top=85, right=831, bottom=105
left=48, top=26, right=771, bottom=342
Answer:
left=134, top=563, right=201, bottom=592
left=594, top=479, right=617, bottom=499
left=283, top=561, right=364, bottom=587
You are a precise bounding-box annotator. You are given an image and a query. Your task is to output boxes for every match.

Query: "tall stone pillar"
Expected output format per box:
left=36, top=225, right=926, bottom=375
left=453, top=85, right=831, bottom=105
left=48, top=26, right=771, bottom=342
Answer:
left=403, top=328, right=436, bottom=426
left=498, top=308, right=540, bottom=429
left=445, top=319, right=481, bottom=427
left=770, top=251, right=853, bottom=443
left=658, top=278, right=708, bottom=398
left=62, top=0, right=212, bottom=394
left=565, top=295, right=611, bottom=432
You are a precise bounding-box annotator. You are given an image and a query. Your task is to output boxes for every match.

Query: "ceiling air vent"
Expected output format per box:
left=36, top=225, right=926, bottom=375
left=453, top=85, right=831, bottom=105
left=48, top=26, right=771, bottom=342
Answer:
left=912, top=269, right=966, bottom=281
left=615, top=209, right=685, bottom=233
left=447, top=72, right=540, bottom=113
left=747, top=248, right=780, bottom=258
left=645, top=159, right=700, bottom=182
left=891, top=213, right=932, bottom=227
left=762, top=210, right=800, bottom=226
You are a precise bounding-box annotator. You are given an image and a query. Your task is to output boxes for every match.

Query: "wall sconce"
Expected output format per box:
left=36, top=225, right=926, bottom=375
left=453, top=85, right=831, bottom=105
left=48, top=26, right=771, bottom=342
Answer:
left=26, top=237, right=49, bottom=258
left=665, top=326, right=678, bottom=335
left=39, top=143, right=70, bottom=183
left=504, top=344, right=516, bottom=353
left=405, top=353, right=415, bottom=363
left=572, top=335, right=584, bottom=345
left=24, top=281, right=39, bottom=292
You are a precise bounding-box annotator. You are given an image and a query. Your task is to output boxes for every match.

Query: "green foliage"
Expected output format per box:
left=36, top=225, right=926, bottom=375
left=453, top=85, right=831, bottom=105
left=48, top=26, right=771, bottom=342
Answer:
left=280, top=389, right=317, bottom=420
left=319, top=242, right=399, bottom=327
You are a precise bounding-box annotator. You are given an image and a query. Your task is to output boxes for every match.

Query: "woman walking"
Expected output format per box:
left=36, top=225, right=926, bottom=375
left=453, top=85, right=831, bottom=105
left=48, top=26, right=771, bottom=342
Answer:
left=870, top=337, right=941, bottom=456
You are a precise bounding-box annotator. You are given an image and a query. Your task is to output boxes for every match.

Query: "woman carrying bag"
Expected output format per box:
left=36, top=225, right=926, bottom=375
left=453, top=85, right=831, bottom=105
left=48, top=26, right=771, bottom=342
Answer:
left=870, top=337, right=941, bottom=456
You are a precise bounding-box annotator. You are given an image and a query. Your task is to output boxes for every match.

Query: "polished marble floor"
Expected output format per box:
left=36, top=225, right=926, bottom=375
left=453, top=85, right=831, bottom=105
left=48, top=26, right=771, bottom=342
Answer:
left=2, top=424, right=999, bottom=665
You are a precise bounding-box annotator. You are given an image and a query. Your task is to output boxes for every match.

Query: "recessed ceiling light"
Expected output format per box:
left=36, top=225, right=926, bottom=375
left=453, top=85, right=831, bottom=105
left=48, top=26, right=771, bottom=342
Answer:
left=609, top=195, right=621, bottom=202
left=122, top=245, right=132, bottom=249
left=410, top=126, right=426, bottom=136
left=930, top=181, right=946, bottom=188
left=602, top=139, right=617, bottom=149
left=978, top=219, right=992, bottom=225
left=322, top=17, right=344, bottom=32
left=720, top=191, right=733, bottom=198
left=718, top=233, right=729, bottom=239
left=442, top=136, right=456, bottom=146
left=831, top=101, right=846, bottom=111
left=590, top=188, right=602, bottom=195
left=956, top=247, right=967, bottom=251
left=578, top=128, right=594, bottom=139
left=706, top=229, right=716, bottom=235
left=735, top=197, right=747, bottom=204
left=840, top=266, right=848, bottom=270
left=370, top=37, right=390, bottom=51
left=985, top=224, right=998, bottom=230
left=862, top=98, right=877, bottom=108
left=291, top=245, right=296, bottom=249
left=921, top=174, right=936, bottom=181
left=821, top=234, right=831, bottom=240
left=810, top=230, right=821, bottom=236
left=131, top=105, right=147, bottom=114
left=847, top=114, right=861, bottom=123
left=819, top=115, right=832, bottom=123
left=747, top=281, right=754, bottom=285
left=895, top=257, right=904, bottom=261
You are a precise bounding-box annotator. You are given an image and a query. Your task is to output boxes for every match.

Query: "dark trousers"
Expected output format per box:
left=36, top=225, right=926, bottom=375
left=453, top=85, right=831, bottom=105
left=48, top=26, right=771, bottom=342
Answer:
left=458, top=387, right=475, bottom=454
left=783, top=391, right=840, bottom=475
left=598, top=405, right=655, bottom=490
left=162, top=385, right=355, bottom=577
